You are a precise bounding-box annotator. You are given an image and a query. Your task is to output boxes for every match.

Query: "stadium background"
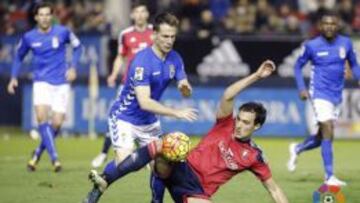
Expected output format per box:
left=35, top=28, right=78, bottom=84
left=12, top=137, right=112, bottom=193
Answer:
left=1, top=0, right=360, bottom=202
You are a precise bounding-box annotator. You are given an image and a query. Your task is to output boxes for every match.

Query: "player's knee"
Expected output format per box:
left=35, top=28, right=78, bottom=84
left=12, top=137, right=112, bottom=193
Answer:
left=114, top=148, right=132, bottom=165
left=319, top=121, right=334, bottom=139
left=51, top=121, right=62, bottom=131
left=154, top=156, right=172, bottom=179
left=187, top=197, right=212, bottom=203
left=36, top=114, right=48, bottom=124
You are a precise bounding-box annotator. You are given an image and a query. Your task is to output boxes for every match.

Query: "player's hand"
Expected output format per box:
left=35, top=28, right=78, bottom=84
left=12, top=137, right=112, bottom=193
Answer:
left=107, top=74, right=117, bottom=88
left=178, top=80, right=192, bottom=98
left=299, top=90, right=309, bottom=100
left=7, top=78, right=18, bottom=95
left=255, top=60, right=276, bottom=79
left=174, top=108, right=198, bottom=122
left=66, top=68, right=77, bottom=82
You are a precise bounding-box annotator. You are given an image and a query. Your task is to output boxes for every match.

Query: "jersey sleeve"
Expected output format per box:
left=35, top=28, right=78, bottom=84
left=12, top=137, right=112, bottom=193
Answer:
left=65, top=28, right=81, bottom=47
left=65, top=28, right=82, bottom=68
left=130, top=56, right=151, bottom=86
left=11, top=35, right=30, bottom=78
left=346, top=39, right=360, bottom=80
left=118, top=31, right=127, bottom=57
left=294, top=42, right=312, bottom=92
left=249, top=155, right=272, bottom=182
left=175, top=53, right=187, bottom=81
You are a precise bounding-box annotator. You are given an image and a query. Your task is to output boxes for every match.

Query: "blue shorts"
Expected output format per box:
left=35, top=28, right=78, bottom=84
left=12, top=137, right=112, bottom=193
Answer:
left=164, top=161, right=207, bottom=203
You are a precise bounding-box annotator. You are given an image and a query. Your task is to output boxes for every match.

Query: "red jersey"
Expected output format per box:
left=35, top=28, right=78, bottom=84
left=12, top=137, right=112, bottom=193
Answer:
left=117, top=24, right=153, bottom=83
left=187, top=115, right=272, bottom=197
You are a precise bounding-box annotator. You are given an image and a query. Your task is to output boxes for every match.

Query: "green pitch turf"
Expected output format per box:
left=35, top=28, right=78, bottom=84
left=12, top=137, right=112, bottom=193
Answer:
left=0, top=128, right=359, bottom=203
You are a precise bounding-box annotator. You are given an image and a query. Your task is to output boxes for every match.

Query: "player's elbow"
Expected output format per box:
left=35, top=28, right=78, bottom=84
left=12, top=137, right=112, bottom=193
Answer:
left=222, top=89, right=234, bottom=101
left=138, top=98, right=151, bottom=111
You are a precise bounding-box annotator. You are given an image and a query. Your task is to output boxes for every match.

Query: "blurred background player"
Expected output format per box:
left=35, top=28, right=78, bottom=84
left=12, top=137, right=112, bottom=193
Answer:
left=84, top=60, right=289, bottom=203
left=91, top=2, right=153, bottom=169
left=83, top=12, right=197, bottom=203
left=287, top=11, right=360, bottom=186
left=7, top=2, right=82, bottom=172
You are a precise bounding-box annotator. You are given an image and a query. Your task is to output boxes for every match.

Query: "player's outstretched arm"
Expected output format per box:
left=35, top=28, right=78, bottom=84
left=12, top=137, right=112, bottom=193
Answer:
left=216, top=60, right=275, bottom=119
left=108, top=55, right=125, bottom=87
left=263, top=178, right=289, bottom=203
left=135, top=86, right=198, bottom=121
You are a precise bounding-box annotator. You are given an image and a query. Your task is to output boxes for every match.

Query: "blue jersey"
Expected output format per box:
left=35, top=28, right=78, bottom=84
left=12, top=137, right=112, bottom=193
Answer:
left=294, top=35, right=360, bottom=104
left=109, top=47, right=187, bottom=125
left=11, top=25, right=82, bottom=85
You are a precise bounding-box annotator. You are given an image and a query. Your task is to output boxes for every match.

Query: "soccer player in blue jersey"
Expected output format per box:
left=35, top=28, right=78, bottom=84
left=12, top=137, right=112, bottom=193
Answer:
left=7, top=2, right=82, bottom=172
left=287, top=11, right=360, bottom=186
left=83, top=12, right=197, bottom=203
left=91, top=3, right=153, bottom=169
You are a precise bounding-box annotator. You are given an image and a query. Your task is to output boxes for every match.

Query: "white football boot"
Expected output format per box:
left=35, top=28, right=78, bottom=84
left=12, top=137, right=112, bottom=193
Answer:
left=287, top=142, right=298, bottom=172
left=325, top=176, right=347, bottom=187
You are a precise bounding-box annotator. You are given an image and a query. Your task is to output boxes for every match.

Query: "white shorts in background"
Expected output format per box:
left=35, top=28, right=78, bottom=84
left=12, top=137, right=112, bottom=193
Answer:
left=311, top=99, right=341, bottom=122
left=108, top=117, right=162, bottom=151
left=33, top=81, right=70, bottom=114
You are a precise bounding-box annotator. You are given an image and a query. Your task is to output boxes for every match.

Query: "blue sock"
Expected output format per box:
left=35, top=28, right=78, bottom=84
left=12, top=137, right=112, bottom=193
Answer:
left=38, top=123, right=58, bottom=162
left=296, top=134, right=321, bottom=154
left=103, top=146, right=152, bottom=185
left=321, top=139, right=333, bottom=179
left=150, top=172, right=165, bottom=203
left=34, top=128, right=60, bottom=159
left=101, top=135, right=112, bottom=154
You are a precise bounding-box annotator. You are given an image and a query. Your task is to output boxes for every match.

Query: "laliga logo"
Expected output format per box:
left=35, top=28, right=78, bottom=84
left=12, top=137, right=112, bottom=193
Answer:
left=313, top=184, right=345, bottom=203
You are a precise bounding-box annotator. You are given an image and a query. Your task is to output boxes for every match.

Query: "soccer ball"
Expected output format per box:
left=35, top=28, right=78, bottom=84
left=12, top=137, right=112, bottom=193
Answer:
left=162, top=132, right=190, bottom=162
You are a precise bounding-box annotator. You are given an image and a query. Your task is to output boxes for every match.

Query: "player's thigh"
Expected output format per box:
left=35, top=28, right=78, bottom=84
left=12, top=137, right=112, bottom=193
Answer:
left=312, top=99, right=339, bottom=122
left=108, top=117, right=135, bottom=157
left=135, top=120, right=163, bottom=147
left=51, top=112, right=66, bottom=130
left=33, top=82, right=52, bottom=122
left=186, top=197, right=212, bottom=203
left=50, top=84, right=70, bottom=115
left=34, top=105, right=51, bottom=123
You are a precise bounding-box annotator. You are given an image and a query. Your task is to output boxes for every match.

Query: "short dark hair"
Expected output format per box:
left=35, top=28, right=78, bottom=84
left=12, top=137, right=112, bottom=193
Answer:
left=238, top=102, right=267, bottom=126
left=131, top=1, right=148, bottom=10
left=33, top=2, right=53, bottom=15
left=320, top=10, right=339, bottom=21
left=154, top=12, right=179, bottom=31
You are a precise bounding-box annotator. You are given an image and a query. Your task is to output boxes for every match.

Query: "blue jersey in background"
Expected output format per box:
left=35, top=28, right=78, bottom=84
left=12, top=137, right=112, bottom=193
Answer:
left=11, top=24, right=82, bottom=84
left=294, top=35, right=360, bottom=105
left=110, top=47, right=187, bottom=125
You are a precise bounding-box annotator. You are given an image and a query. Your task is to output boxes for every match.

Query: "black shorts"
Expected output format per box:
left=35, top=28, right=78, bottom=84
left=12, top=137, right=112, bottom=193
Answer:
left=164, top=161, right=209, bottom=203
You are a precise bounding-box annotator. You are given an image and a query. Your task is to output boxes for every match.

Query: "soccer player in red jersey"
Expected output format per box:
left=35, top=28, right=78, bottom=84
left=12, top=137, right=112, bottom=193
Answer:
left=107, top=3, right=153, bottom=87
left=91, top=2, right=153, bottom=168
left=84, top=60, right=288, bottom=203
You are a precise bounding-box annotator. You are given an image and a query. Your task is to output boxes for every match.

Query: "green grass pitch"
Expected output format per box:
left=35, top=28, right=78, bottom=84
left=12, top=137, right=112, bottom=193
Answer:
left=0, top=127, right=360, bottom=203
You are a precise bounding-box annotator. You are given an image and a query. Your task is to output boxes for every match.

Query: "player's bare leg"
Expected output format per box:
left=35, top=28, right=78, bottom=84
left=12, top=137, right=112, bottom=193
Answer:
left=187, top=197, right=212, bottom=203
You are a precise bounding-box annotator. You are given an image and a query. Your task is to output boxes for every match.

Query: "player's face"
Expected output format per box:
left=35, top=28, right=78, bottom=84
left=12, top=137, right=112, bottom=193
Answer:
left=35, top=7, right=52, bottom=31
left=234, top=111, right=259, bottom=140
left=131, top=5, right=149, bottom=27
left=154, top=24, right=177, bottom=54
left=320, top=16, right=338, bottom=39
